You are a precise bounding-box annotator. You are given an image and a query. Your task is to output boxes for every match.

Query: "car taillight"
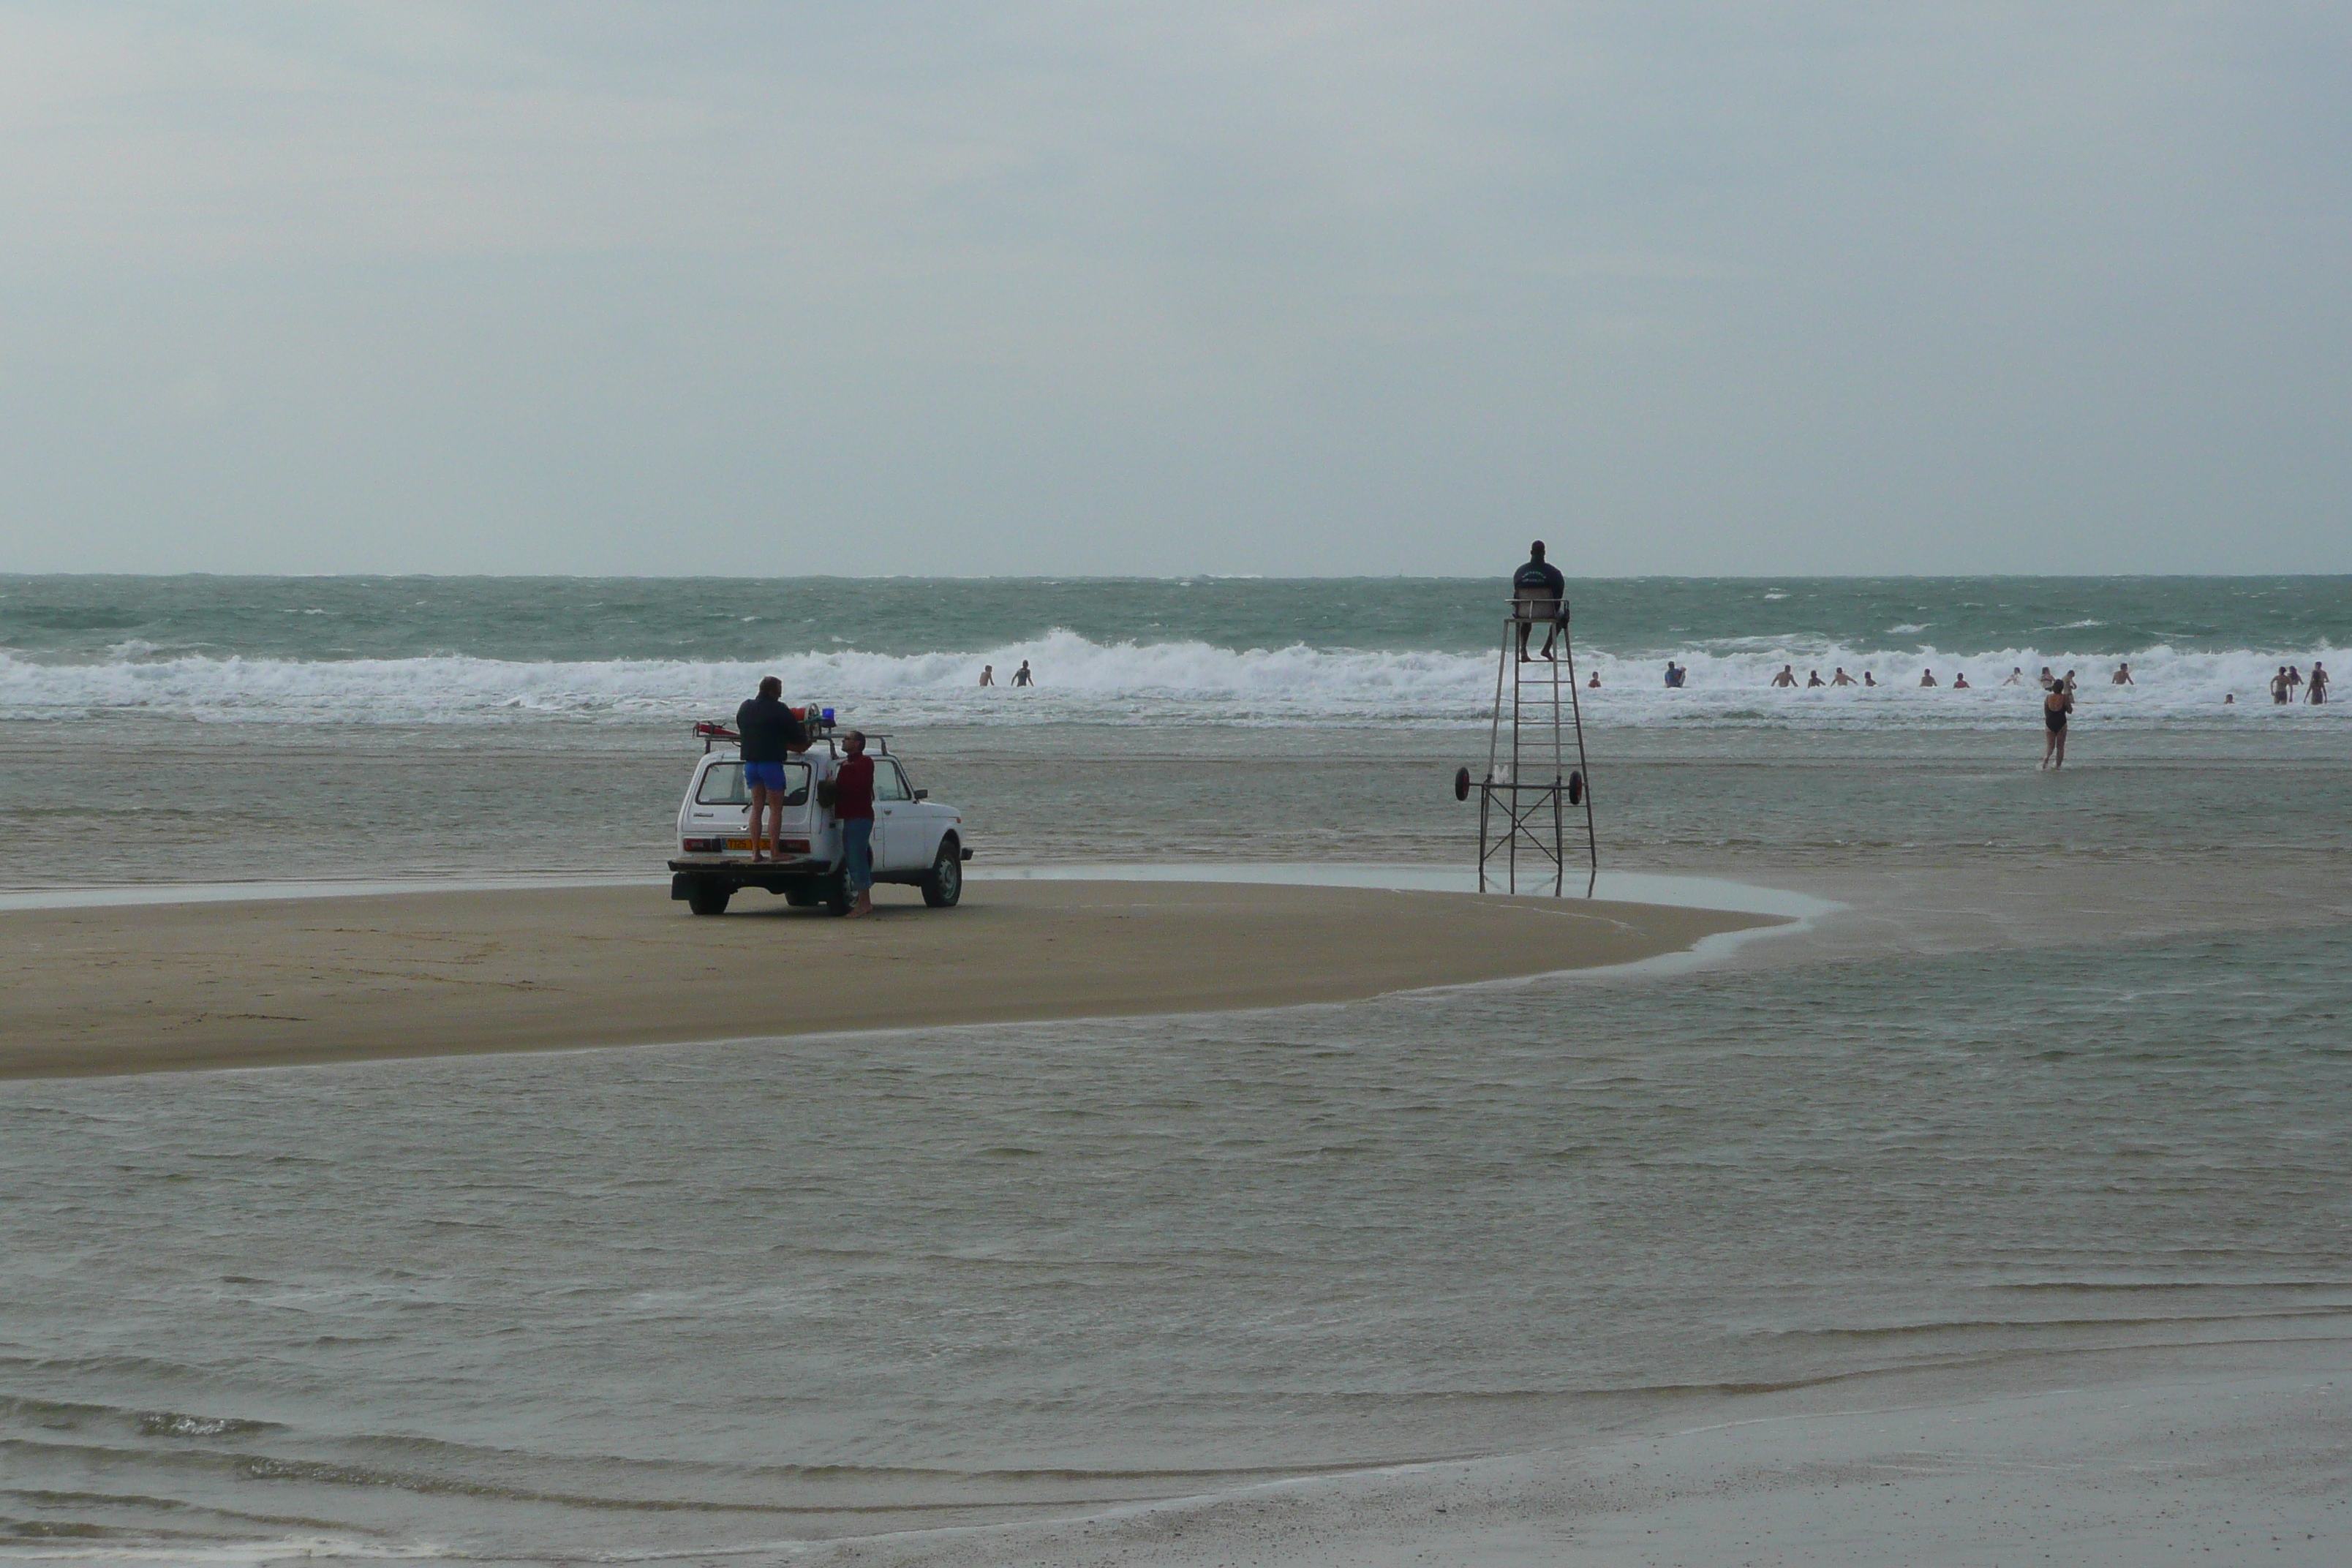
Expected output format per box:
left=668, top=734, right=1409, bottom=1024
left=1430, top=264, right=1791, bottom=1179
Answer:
left=682, top=837, right=722, bottom=851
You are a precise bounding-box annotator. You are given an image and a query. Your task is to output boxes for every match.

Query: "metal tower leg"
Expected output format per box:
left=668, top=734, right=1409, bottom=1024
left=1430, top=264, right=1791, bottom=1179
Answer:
left=1474, top=601, right=1597, bottom=898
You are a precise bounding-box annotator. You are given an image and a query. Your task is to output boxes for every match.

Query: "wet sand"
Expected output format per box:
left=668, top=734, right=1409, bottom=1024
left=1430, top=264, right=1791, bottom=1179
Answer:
left=0, top=881, right=1776, bottom=1079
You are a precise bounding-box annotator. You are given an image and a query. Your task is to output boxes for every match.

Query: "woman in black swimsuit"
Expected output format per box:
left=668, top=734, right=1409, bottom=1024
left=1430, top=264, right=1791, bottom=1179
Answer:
left=2041, top=683, right=2073, bottom=770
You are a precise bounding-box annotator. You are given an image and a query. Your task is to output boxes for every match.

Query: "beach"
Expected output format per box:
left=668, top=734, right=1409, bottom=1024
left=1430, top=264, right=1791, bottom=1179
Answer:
left=0, top=881, right=1772, bottom=1079
left=7, top=0, right=2348, bottom=1550
left=1, top=575, right=2346, bottom=1564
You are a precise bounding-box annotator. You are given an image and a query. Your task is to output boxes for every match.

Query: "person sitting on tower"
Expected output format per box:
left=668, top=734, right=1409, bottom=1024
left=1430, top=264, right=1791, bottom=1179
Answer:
left=1512, top=540, right=1567, bottom=662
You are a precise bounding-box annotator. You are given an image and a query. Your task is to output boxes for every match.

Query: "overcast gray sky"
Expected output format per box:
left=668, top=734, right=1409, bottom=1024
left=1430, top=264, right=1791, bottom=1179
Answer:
left=1, top=1, right=2344, bottom=576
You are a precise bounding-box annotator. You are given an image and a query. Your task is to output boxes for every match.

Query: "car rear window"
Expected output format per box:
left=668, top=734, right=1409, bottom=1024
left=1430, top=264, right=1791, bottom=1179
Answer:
left=696, top=761, right=810, bottom=806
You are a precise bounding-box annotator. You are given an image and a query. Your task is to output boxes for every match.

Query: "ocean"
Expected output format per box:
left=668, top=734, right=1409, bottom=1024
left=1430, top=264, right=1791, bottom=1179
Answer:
left=2, top=574, right=2343, bottom=732
left=1, top=575, right=2347, bottom=1562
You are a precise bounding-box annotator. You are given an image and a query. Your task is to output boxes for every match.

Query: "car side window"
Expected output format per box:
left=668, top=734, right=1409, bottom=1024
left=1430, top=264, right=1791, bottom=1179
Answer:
left=872, top=761, right=911, bottom=802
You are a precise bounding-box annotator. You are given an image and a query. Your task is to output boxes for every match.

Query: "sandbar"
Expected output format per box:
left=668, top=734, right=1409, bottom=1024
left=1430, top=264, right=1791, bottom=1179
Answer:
left=1, top=881, right=1776, bottom=1079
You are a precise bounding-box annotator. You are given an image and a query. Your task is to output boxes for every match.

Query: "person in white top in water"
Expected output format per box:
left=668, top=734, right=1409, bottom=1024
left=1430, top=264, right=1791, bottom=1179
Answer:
left=979, top=664, right=995, bottom=687
left=2038, top=666, right=2057, bottom=690
left=1770, top=665, right=1798, bottom=687
left=2112, top=663, right=2133, bottom=685
left=1011, top=660, right=1035, bottom=687
left=2310, top=661, right=2331, bottom=704
left=2004, top=667, right=2025, bottom=685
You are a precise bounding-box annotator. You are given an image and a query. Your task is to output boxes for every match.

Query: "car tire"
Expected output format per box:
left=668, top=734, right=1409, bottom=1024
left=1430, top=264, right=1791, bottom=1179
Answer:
left=921, top=837, right=963, bottom=908
left=685, top=883, right=732, bottom=917
left=782, top=883, right=822, bottom=908
left=823, top=872, right=852, bottom=917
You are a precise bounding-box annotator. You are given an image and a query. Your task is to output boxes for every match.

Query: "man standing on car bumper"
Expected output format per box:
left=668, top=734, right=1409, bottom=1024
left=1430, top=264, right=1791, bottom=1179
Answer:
left=736, top=676, right=809, bottom=862
left=835, top=731, right=877, bottom=919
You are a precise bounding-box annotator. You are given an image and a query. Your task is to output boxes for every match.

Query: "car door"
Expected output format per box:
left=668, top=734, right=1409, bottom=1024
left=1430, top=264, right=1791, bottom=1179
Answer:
left=870, top=758, right=930, bottom=871
left=682, top=757, right=752, bottom=851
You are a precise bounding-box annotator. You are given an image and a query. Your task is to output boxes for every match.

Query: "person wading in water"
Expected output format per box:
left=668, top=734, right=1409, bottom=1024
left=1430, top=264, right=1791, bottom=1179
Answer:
left=2041, top=680, right=2074, bottom=769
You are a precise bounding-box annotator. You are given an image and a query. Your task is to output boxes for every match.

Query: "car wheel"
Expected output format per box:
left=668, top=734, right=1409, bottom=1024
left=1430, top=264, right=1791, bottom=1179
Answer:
left=686, top=883, right=732, bottom=916
left=921, top=838, right=963, bottom=908
left=823, top=872, right=852, bottom=916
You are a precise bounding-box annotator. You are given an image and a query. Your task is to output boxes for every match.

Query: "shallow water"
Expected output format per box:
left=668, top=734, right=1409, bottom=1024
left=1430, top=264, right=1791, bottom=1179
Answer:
left=3, top=927, right=2345, bottom=1558
left=6, top=719, right=2348, bottom=905
left=2, top=576, right=2348, bottom=1562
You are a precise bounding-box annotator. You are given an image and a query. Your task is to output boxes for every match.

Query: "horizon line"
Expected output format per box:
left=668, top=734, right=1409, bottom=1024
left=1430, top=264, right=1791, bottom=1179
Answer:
left=5, top=570, right=2349, bottom=584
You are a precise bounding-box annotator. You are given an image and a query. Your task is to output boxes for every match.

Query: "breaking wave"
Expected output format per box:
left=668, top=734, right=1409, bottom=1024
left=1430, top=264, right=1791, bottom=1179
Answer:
left=0, top=630, right=2339, bottom=728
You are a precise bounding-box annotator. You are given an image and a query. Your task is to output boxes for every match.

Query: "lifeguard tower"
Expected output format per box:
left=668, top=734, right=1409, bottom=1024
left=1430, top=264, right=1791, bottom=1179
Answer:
left=1455, top=595, right=1597, bottom=896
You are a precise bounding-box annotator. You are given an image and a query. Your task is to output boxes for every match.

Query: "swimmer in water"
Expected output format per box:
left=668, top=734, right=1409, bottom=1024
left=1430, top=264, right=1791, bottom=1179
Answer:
left=1770, top=665, right=1798, bottom=688
left=1863, top=671, right=1877, bottom=687
left=1831, top=668, right=1856, bottom=686
left=2310, top=662, right=2329, bottom=704
left=1952, top=672, right=1970, bottom=689
left=1587, top=671, right=1600, bottom=689
left=1920, top=669, right=1938, bottom=688
left=1806, top=670, right=1825, bottom=687
left=979, top=664, right=995, bottom=687
left=2112, top=663, right=2133, bottom=685
left=2003, top=667, right=2024, bottom=685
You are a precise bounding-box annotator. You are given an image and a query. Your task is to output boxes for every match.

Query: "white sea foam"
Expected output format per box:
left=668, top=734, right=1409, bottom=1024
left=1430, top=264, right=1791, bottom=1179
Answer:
left=0, top=632, right=2337, bottom=728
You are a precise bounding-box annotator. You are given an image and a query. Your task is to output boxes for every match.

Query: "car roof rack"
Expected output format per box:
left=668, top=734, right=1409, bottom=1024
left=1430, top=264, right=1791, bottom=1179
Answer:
left=694, top=721, right=889, bottom=757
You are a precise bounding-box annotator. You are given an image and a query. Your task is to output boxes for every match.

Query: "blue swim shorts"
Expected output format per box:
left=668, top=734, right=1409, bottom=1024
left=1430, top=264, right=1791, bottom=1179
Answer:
left=743, top=760, right=788, bottom=791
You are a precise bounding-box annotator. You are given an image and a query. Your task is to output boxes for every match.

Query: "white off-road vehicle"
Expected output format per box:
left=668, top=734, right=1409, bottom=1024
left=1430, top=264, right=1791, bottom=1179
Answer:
left=666, top=721, right=972, bottom=916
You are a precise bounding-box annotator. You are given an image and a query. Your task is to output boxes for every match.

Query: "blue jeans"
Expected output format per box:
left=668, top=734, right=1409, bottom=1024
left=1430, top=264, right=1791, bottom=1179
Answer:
left=843, top=818, right=873, bottom=893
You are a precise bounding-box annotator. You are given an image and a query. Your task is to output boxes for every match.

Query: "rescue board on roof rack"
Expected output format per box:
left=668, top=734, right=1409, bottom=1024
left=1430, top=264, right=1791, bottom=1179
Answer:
left=668, top=715, right=974, bottom=918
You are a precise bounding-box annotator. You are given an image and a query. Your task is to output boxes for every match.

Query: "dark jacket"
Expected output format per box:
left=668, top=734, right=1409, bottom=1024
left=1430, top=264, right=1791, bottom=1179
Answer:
left=735, top=697, right=807, bottom=763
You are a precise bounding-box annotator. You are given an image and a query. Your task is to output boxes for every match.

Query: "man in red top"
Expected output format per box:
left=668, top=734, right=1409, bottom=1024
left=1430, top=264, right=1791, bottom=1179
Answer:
left=833, top=731, right=878, bottom=919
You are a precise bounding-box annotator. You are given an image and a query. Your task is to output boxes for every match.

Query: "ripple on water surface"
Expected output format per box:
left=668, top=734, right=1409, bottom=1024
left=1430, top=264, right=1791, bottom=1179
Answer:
left=0, top=926, right=2345, bottom=1556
